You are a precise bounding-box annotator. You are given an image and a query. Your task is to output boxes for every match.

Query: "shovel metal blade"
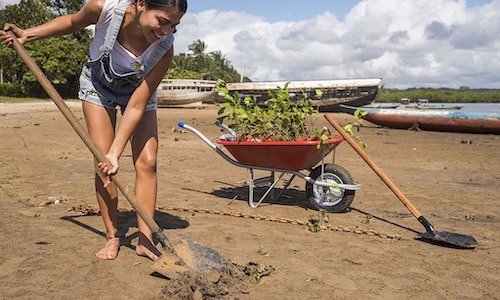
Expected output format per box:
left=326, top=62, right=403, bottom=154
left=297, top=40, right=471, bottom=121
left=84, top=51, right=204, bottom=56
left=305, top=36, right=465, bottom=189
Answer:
left=419, top=231, right=478, bottom=249
left=151, top=251, right=190, bottom=279
left=151, top=237, right=227, bottom=279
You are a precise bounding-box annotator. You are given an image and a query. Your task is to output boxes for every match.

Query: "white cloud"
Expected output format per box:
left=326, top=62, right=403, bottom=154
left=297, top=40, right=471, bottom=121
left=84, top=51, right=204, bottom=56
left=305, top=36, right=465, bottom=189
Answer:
left=175, top=0, right=500, bottom=88
left=1, top=0, right=497, bottom=88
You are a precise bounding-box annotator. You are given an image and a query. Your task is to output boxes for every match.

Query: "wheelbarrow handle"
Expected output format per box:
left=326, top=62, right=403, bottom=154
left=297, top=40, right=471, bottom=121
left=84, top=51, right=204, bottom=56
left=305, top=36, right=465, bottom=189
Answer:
left=215, top=121, right=237, bottom=136
left=8, top=31, right=174, bottom=252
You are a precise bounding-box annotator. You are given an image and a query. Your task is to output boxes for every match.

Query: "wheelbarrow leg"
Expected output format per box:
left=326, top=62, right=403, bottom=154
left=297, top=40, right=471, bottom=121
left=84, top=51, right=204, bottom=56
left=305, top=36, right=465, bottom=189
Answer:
left=248, top=169, right=290, bottom=208
left=276, top=174, right=295, bottom=200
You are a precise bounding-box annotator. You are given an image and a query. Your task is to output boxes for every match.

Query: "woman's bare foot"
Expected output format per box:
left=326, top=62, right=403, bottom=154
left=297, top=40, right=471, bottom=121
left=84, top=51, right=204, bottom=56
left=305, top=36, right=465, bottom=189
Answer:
left=136, top=243, right=162, bottom=261
left=136, top=233, right=162, bottom=261
left=96, top=236, right=120, bottom=260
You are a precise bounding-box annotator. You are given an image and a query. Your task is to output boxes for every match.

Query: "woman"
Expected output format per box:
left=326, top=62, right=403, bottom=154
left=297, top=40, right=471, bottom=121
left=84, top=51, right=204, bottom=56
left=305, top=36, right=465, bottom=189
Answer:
left=1, top=0, right=187, bottom=261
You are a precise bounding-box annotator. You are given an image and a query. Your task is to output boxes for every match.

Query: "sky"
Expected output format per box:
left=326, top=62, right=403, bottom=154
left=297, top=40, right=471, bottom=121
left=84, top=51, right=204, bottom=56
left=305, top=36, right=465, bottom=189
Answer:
left=1, top=0, right=499, bottom=89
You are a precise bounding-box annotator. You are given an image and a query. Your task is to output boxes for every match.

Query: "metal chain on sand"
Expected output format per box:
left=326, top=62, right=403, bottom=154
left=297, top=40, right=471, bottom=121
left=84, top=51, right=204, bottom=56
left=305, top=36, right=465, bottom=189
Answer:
left=157, top=205, right=405, bottom=240
left=69, top=203, right=405, bottom=240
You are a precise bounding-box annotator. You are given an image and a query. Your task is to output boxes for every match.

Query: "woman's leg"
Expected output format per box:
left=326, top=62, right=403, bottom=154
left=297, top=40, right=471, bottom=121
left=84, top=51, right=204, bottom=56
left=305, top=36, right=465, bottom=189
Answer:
left=82, top=101, right=120, bottom=260
left=130, top=110, right=162, bottom=261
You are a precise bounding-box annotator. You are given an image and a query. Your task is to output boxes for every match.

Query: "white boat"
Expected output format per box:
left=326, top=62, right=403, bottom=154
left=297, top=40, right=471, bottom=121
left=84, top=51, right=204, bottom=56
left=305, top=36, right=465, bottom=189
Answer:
left=222, top=78, right=383, bottom=112
left=404, top=99, right=463, bottom=110
left=156, top=79, right=217, bottom=107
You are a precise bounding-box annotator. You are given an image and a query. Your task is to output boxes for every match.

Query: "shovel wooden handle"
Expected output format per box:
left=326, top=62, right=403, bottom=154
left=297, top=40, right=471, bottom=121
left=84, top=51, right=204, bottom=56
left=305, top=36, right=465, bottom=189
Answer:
left=8, top=31, right=173, bottom=251
left=324, top=114, right=423, bottom=219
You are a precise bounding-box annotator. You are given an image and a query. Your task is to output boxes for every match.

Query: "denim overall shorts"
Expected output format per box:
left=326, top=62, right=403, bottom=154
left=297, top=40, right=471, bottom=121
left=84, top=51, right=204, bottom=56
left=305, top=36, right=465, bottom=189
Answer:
left=78, top=0, right=174, bottom=112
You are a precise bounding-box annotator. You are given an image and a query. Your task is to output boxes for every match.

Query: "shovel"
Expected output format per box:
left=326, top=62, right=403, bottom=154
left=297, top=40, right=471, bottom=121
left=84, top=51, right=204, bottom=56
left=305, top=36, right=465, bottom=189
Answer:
left=8, top=31, right=226, bottom=277
left=324, top=114, right=477, bottom=249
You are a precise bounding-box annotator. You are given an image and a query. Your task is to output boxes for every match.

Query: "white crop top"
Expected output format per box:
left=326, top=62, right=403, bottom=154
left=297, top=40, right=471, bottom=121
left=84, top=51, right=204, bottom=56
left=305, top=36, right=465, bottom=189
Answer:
left=88, top=0, right=163, bottom=74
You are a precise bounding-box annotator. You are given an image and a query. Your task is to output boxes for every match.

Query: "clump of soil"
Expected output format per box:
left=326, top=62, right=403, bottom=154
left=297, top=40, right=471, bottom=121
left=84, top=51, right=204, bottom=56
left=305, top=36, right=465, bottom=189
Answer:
left=160, top=262, right=251, bottom=299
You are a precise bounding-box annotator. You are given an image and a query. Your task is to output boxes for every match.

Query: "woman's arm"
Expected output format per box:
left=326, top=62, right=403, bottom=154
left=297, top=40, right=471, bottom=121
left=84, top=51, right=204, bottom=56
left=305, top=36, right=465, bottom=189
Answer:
left=103, top=46, right=175, bottom=174
left=1, top=0, right=104, bottom=45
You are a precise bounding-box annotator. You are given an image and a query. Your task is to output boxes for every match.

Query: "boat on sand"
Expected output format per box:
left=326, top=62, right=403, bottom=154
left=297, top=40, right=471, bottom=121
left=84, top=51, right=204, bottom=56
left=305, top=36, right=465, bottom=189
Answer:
left=402, top=99, right=463, bottom=110
left=415, top=104, right=463, bottom=110
left=340, top=105, right=500, bottom=134
left=223, top=78, right=383, bottom=112
left=156, top=78, right=383, bottom=110
left=156, top=79, right=217, bottom=107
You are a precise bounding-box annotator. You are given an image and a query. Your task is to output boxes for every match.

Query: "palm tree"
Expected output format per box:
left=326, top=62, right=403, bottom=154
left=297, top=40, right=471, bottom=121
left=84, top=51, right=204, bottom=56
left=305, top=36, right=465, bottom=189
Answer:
left=208, top=50, right=239, bottom=81
left=171, top=54, right=192, bottom=71
left=164, top=39, right=244, bottom=81
left=209, top=50, right=231, bottom=71
left=187, top=39, right=208, bottom=57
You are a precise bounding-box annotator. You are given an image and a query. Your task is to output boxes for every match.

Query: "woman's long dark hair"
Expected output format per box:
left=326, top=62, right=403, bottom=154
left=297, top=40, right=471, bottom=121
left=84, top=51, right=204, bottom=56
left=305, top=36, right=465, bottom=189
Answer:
left=145, top=0, right=187, bottom=13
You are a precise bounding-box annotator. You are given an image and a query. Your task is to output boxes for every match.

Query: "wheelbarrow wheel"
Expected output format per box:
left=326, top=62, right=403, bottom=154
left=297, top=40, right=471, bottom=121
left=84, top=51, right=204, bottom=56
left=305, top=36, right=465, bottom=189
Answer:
left=306, top=163, right=355, bottom=213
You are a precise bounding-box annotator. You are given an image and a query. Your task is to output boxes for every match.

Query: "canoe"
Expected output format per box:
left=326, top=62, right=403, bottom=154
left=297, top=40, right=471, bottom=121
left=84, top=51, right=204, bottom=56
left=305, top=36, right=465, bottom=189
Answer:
left=340, top=105, right=500, bottom=134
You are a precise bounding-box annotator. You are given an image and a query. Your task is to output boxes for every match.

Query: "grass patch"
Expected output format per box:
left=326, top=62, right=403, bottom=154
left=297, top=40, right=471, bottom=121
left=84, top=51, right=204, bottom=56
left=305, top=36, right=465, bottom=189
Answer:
left=0, top=157, right=26, bottom=204
left=0, top=96, right=80, bottom=103
left=0, top=157, right=18, bottom=183
left=0, top=96, right=51, bottom=103
left=0, top=157, right=12, bottom=168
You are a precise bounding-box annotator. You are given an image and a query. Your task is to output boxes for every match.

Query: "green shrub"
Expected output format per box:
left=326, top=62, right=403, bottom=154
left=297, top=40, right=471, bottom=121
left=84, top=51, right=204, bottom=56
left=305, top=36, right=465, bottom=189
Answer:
left=0, top=82, right=25, bottom=97
left=216, top=81, right=326, bottom=142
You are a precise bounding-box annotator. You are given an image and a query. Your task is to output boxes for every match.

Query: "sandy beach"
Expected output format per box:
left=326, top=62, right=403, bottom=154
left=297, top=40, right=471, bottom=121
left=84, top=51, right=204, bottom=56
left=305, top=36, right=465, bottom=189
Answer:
left=0, top=101, right=499, bottom=299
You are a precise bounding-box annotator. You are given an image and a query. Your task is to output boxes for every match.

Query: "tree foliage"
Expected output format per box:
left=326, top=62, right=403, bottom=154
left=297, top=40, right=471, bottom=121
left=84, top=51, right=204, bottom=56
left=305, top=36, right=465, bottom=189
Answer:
left=0, top=0, right=91, bottom=98
left=1, top=1, right=245, bottom=98
left=47, top=0, right=86, bottom=15
left=166, top=39, right=246, bottom=82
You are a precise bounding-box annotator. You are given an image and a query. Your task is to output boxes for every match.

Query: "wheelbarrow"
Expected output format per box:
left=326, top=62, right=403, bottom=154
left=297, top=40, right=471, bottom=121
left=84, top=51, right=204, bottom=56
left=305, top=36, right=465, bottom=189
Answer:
left=178, top=122, right=361, bottom=212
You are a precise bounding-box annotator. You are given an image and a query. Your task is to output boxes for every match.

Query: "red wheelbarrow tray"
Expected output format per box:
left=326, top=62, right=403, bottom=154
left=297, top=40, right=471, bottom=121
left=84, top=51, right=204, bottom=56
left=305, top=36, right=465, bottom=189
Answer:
left=216, top=137, right=344, bottom=171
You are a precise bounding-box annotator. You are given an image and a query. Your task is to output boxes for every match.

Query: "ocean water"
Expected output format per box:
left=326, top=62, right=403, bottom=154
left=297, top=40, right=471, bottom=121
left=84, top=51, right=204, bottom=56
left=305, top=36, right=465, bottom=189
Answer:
left=456, top=103, right=500, bottom=113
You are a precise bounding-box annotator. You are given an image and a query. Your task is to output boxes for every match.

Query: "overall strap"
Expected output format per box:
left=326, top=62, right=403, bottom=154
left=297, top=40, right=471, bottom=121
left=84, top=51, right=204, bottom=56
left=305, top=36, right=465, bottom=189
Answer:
left=98, top=0, right=175, bottom=75
left=100, top=0, right=134, bottom=53
left=141, top=34, right=175, bottom=74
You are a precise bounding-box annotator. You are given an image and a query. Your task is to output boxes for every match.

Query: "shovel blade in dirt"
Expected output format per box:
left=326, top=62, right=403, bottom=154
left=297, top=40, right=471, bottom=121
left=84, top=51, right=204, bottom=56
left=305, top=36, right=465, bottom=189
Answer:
left=152, top=237, right=227, bottom=278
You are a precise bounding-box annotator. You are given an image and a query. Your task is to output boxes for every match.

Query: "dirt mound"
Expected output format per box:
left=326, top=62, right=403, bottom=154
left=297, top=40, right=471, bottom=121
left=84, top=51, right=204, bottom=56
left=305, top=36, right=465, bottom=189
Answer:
left=160, top=262, right=250, bottom=299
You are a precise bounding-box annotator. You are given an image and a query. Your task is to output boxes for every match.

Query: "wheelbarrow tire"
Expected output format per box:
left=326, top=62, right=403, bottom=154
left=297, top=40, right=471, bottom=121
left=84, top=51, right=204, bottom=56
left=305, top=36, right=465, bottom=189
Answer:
left=306, top=163, right=355, bottom=213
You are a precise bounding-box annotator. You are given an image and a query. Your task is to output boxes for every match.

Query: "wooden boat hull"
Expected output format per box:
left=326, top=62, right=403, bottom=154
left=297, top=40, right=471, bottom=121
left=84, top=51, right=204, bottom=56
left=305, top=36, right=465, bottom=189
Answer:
left=156, top=79, right=217, bottom=107
left=341, top=105, right=500, bottom=134
left=157, top=90, right=216, bottom=106
left=222, top=78, right=383, bottom=112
